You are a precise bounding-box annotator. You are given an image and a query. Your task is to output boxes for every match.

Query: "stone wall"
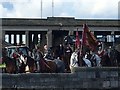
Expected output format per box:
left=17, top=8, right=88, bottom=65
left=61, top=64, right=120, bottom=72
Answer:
left=1, top=67, right=120, bottom=90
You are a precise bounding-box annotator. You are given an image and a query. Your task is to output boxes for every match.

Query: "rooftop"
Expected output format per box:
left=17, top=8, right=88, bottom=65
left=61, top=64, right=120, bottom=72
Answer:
left=2, top=17, right=120, bottom=27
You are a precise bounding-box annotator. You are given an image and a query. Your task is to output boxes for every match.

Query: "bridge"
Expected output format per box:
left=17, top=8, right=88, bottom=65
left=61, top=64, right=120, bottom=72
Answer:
left=1, top=17, right=120, bottom=90
left=1, top=17, right=120, bottom=50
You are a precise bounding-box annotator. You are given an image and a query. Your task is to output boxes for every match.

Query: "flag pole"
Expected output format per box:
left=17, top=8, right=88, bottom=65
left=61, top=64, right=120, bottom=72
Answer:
left=80, top=24, right=85, bottom=56
left=76, top=27, right=82, bottom=67
left=78, top=24, right=85, bottom=67
left=41, top=0, right=42, bottom=19
left=52, top=0, right=54, bottom=17
left=75, top=28, right=78, bottom=49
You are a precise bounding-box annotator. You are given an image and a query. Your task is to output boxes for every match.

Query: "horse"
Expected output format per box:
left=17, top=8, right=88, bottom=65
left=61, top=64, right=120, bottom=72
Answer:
left=50, top=44, right=72, bottom=72
left=39, top=59, right=57, bottom=73
left=70, top=51, right=91, bottom=71
left=90, top=53, right=102, bottom=67
left=2, top=56, right=16, bottom=73
left=100, top=50, right=112, bottom=67
left=9, top=51, right=35, bottom=73
left=109, top=48, right=120, bottom=66
left=17, top=54, right=35, bottom=73
left=26, top=56, right=35, bottom=73
left=115, top=50, right=120, bottom=66
left=100, top=48, right=120, bottom=67
left=2, top=48, right=16, bottom=73
left=18, top=55, right=35, bottom=73
left=53, top=58, right=65, bottom=73
left=38, top=51, right=66, bottom=73
left=32, top=48, right=57, bottom=73
left=95, top=48, right=120, bottom=67
left=37, top=52, right=57, bottom=73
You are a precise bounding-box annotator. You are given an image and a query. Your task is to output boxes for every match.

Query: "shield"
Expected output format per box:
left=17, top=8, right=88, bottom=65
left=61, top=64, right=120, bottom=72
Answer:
left=115, top=44, right=120, bottom=52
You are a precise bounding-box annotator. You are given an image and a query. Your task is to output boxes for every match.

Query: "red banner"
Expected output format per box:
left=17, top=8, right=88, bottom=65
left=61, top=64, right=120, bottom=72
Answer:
left=82, top=24, right=98, bottom=51
left=75, top=31, right=80, bottom=49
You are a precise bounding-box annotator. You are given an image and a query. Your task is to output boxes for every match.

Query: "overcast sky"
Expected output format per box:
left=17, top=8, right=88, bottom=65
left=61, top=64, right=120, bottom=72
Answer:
left=0, top=0, right=119, bottom=19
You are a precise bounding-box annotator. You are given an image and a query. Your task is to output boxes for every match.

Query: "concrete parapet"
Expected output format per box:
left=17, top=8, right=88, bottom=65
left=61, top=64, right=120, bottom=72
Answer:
left=2, top=67, right=120, bottom=90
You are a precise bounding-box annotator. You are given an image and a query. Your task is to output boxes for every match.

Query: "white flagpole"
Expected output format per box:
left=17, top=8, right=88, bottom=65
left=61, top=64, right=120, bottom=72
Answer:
left=52, top=0, right=54, bottom=17
left=41, top=0, right=42, bottom=18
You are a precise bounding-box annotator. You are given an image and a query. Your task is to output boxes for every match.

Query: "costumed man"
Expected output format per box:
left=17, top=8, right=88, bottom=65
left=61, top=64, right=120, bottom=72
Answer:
left=64, top=44, right=73, bottom=71
left=33, top=44, right=41, bottom=72
left=43, top=44, right=53, bottom=60
left=56, top=43, right=64, bottom=60
left=12, top=48, right=21, bottom=73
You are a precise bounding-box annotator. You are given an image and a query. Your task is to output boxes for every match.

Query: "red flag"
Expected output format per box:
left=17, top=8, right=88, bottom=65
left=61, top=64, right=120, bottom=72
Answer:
left=81, top=24, right=98, bottom=51
left=75, top=31, right=80, bottom=49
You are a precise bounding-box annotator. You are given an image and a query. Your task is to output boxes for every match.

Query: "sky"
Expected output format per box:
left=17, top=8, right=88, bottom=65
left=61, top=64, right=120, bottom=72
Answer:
left=0, top=0, right=120, bottom=19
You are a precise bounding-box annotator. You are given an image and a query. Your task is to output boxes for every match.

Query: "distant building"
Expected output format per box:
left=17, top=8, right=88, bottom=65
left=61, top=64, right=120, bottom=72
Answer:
left=1, top=17, right=120, bottom=49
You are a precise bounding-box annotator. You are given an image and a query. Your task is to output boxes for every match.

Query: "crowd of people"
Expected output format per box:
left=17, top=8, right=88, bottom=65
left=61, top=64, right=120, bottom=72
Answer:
left=30, top=43, right=73, bottom=72
left=2, top=41, right=120, bottom=73
left=29, top=42, right=120, bottom=73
